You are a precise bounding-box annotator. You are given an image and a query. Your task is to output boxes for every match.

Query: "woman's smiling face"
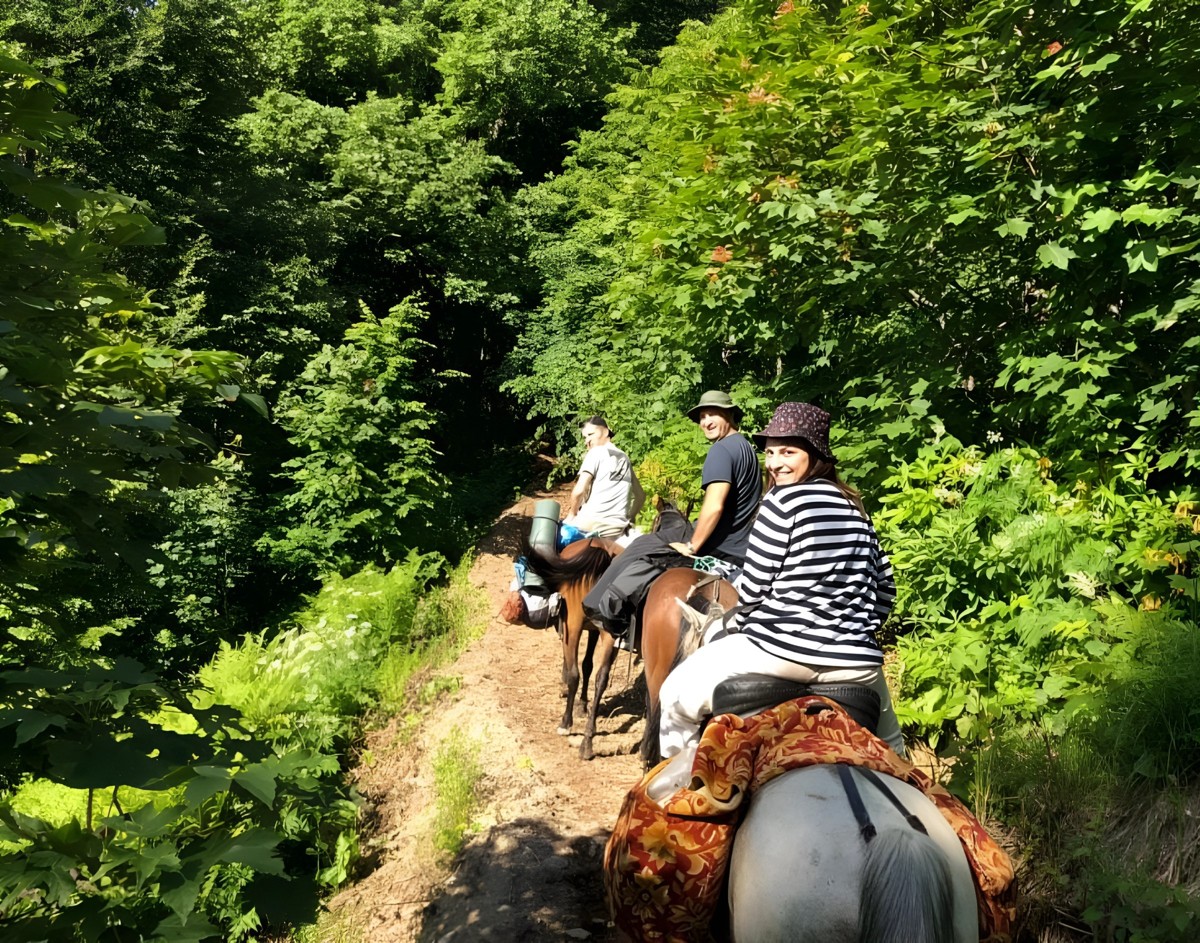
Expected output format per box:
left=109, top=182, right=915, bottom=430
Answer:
left=764, top=437, right=811, bottom=486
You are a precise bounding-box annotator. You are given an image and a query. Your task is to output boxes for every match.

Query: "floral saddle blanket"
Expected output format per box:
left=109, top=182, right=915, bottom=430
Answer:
left=603, top=696, right=1017, bottom=942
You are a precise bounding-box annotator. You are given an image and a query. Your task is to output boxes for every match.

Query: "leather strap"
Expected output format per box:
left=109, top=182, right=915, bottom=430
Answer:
left=837, top=763, right=877, bottom=843
left=836, top=764, right=928, bottom=847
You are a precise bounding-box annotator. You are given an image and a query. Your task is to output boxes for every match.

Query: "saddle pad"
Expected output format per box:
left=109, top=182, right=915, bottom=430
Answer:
left=604, top=696, right=1016, bottom=943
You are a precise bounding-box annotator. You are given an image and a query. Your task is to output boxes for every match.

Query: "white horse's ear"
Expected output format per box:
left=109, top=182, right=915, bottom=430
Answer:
left=675, top=598, right=708, bottom=659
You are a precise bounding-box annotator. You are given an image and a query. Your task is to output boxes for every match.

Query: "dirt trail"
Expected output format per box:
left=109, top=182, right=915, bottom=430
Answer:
left=331, top=486, right=643, bottom=942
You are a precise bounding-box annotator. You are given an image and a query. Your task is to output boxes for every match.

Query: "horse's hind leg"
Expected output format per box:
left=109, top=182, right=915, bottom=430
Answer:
left=580, top=628, right=599, bottom=714
left=558, top=607, right=583, bottom=735
left=580, top=632, right=617, bottom=761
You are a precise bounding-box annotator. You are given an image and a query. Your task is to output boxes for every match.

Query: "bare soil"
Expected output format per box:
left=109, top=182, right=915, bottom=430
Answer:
left=329, top=486, right=643, bottom=942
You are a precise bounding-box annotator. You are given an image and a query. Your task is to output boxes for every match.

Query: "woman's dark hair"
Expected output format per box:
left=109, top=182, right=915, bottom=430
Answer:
left=581, top=415, right=609, bottom=431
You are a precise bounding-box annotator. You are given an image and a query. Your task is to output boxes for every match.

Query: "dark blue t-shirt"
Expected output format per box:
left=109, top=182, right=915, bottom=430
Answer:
left=701, top=432, right=761, bottom=563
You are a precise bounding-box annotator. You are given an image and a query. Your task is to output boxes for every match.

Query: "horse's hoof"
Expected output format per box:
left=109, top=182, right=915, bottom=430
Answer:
left=557, top=726, right=570, bottom=736
left=580, top=747, right=595, bottom=761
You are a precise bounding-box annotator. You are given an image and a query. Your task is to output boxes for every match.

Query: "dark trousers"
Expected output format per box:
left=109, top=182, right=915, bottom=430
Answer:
left=582, top=514, right=693, bottom=636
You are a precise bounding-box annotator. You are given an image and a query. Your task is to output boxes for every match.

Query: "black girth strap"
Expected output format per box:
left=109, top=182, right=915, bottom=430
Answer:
left=836, top=764, right=877, bottom=843
left=835, top=763, right=928, bottom=845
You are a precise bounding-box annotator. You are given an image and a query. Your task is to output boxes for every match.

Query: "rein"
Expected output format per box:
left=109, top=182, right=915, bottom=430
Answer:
left=836, top=764, right=929, bottom=844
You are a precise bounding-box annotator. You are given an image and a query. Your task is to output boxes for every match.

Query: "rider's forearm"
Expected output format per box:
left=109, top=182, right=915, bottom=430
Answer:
left=688, top=482, right=730, bottom=553
left=688, top=518, right=715, bottom=552
left=565, top=475, right=591, bottom=517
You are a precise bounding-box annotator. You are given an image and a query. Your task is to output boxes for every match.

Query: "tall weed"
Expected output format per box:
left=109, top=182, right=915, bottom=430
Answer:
left=375, top=554, right=488, bottom=714
left=432, top=731, right=484, bottom=857
left=1082, top=622, right=1200, bottom=784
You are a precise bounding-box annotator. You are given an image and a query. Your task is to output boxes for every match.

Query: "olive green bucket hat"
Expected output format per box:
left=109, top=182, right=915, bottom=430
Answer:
left=686, top=390, right=744, bottom=424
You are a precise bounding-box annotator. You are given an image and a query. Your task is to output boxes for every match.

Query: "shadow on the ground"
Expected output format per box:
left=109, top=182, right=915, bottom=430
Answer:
left=417, top=817, right=617, bottom=942
left=474, top=496, right=542, bottom=563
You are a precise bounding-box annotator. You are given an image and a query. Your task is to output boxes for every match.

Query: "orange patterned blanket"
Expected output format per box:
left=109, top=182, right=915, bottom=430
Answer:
left=604, top=696, right=1016, bottom=942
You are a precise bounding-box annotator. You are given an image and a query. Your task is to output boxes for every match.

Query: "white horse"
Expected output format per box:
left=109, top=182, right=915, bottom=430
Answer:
left=727, top=764, right=979, bottom=943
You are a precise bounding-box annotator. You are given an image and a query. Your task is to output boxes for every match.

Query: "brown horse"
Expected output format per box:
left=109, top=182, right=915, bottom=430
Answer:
left=636, top=567, right=738, bottom=767
left=522, top=537, right=623, bottom=760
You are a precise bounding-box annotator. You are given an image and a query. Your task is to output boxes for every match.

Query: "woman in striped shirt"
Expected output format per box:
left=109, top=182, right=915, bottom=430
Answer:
left=658, top=402, right=905, bottom=758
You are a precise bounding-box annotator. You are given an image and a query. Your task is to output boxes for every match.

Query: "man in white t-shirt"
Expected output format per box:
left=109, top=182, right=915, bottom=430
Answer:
left=563, top=416, right=645, bottom=538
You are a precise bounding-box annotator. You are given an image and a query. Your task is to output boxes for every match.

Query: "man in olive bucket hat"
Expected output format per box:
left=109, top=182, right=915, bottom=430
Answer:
left=582, top=391, right=761, bottom=647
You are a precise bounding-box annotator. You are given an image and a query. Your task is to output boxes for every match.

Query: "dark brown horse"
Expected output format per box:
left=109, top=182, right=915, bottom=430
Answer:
left=522, top=536, right=623, bottom=760
left=637, top=567, right=738, bottom=767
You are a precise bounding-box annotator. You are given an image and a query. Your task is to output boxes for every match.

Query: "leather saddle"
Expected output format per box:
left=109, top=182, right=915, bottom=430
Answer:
left=711, top=673, right=882, bottom=734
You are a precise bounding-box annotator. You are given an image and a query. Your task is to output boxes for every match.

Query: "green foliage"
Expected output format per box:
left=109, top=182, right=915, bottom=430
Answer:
left=966, top=681, right=1200, bottom=943
left=632, top=418, right=716, bottom=522
left=0, top=53, right=322, bottom=941
left=1082, top=623, right=1200, bottom=784
left=0, top=550, right=486, bottom=939
left=263, top=0, right=382, bottom=104
left=0, top=659, right=325, bottom=941
left=511, top=0, right=1200, bottom=486
left=263, top=301, right=452, bottom=574
left=0, top=55, right=252, bottom=579
left=431, top=730, right=483, bottom=856
left=435, top=0, right=634, bottom=178
left=879, top=444, right=1198, bottom=745
left=199, top=552, right=443, bottom=746
left=374, top=555, right=489, bottom=714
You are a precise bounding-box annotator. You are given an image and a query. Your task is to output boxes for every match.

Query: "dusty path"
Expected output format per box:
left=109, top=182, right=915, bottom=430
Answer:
left=331, top=486, right=644, bottom=942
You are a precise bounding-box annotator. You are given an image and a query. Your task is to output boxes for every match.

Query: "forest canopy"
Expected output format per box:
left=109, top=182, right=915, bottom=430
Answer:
left=1, top=0, right=1198, bottom=939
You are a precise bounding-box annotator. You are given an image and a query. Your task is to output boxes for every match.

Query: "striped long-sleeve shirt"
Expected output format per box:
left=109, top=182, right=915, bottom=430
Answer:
left=733, top=480, right=895, bottom=668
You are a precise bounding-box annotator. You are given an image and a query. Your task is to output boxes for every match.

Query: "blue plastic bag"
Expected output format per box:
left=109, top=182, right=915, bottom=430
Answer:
left=558, top=523, right=586, bottom=550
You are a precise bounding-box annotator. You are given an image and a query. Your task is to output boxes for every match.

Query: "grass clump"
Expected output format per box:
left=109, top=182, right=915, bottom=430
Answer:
left=954, top=619, right=1200, bottom=942
left=198, top=551, right=486, bottom=749
left=432, top=730, right=484, bottom=856
left=374, top=554, right=488, bottom=715
left=291, top=907, right=364, bottom=943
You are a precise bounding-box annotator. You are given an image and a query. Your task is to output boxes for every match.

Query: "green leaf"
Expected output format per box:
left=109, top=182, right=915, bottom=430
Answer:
left=1126, top=239, right=1160, bottom=273
left=151, top=913, right=221, bottom=943
left=1037, top=242, right=1076, bottom=270
left=239, top=392, right=268, bottom=417
left=1079, top=207, right=1121, bottom=232
left=233, top=762, right=278, bottom=806
left=1078, top=52, right=1122, bottom=77
left=205, top=828, right=285, bottom=875
left=994, top=217, right=1031, bottom=238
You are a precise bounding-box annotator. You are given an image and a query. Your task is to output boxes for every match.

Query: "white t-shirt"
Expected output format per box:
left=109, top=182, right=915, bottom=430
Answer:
left=578, top=443, right=636, bottom=525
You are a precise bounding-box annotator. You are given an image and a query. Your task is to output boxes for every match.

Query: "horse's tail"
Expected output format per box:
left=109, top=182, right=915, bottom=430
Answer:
left=639, top=695, right=661, bottom=769
left=522, top=540, right=614, bottom=593
left=858, top=828, right=956, bottom=943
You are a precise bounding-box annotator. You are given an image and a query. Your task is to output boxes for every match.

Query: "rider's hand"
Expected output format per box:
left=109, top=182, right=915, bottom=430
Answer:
left=668, top=541, right=694, bottom=557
